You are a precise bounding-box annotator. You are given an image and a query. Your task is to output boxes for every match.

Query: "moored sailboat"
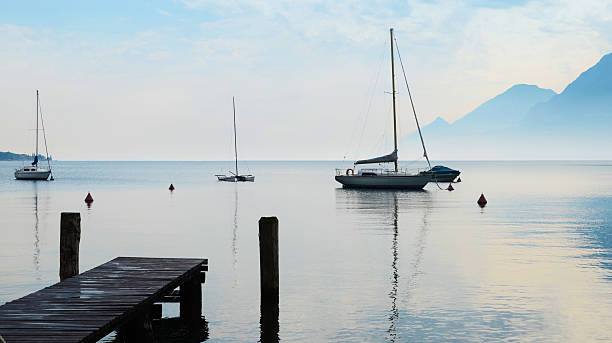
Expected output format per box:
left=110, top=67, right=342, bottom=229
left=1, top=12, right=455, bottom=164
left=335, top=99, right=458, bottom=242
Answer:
left=215, top=97, right=255, bottom=182
left=335, top=28, right=430, bottom=190
left=15, top=90, right=53, bottom=181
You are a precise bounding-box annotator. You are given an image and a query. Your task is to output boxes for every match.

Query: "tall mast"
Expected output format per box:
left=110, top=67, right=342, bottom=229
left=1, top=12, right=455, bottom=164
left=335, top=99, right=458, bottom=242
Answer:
left=390, top=28, right=398, bottom=172
left=35, top=90, right=39, bottom=166
left=232, top=96, right=238, bottom=177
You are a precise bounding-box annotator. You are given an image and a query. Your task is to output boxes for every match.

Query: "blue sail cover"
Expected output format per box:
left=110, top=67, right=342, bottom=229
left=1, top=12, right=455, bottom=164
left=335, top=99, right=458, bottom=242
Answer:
left=355, top=149, right=398, bottom=165
left=31, top=155, right=38, bottom=166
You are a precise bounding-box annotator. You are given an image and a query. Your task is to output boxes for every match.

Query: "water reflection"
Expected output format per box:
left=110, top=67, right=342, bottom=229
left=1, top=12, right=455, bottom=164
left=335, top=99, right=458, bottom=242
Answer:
left=232, top=185, right=239, bottom=273
left=31, top=182, right=41, bottom=279
left=259, top=302, right=279, bottom=343
left=335, top=189, right=432, bottom=342
left=388, top=192, right=399, bottom=342
left=109, top=316, right=209, bottom=342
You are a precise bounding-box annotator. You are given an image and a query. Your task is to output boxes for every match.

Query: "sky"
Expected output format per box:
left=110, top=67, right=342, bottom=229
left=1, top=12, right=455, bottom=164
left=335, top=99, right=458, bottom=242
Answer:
left=1, top=0, right=611, bottom=160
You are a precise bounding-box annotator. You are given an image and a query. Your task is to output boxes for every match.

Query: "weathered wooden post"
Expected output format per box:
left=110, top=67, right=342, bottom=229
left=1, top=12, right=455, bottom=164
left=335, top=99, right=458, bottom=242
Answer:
left=259, top=217, right=279, bottom=342
left=119, top=309, right=154, bottom=342
left=60, top=212, right=81, bottom=281
left=260, top=301, right=279, bottom=343
left=180, top=274, right=202, bottom=322
left=259, top=216, right=279, bottom=303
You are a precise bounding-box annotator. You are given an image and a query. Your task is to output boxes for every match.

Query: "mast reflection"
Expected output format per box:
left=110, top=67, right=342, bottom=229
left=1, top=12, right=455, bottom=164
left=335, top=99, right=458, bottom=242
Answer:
left=335, top=189, right=431, bottom=342
left=388, top=192, right=399, bottom=342
left=32, top=182, right=41, bottom=279
left=232, top=184, right=239, bottom=276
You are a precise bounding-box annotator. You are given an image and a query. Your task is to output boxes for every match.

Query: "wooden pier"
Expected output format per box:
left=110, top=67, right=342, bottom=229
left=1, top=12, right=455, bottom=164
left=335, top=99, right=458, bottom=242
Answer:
left=0, top=256, right=207, bottom=342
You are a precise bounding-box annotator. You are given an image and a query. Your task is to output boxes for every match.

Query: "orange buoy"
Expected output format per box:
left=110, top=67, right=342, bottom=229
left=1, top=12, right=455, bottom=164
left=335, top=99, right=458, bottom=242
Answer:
left=456, top=177, right=462, bottom=183
left=169, top=184, right=175, bottom=191
left=447, top=184, right=454, bottom=191
left=84, top=193, right=94, bottom=203
left=477, top=193, right=487, bottom=207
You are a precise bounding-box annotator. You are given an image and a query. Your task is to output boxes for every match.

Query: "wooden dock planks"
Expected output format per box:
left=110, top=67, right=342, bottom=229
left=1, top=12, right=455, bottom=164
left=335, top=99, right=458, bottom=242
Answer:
left=0, top=257, right=207, bottom=343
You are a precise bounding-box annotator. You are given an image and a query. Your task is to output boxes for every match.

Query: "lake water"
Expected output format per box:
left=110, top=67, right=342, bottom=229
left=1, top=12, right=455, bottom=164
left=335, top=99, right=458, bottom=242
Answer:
left=0, top=161, right=611, bottom=342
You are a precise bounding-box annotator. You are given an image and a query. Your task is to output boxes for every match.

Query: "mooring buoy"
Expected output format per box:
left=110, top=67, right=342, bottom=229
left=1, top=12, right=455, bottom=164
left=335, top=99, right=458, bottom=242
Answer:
left=169, top=184, right=175, bottom=191
left=84, top=193, right=94, bottom=203
left=447, top=184, right=454, bottom=191
left=456, top=177, right=461, bottom=183
left=477, top=193, right=487, bottom=207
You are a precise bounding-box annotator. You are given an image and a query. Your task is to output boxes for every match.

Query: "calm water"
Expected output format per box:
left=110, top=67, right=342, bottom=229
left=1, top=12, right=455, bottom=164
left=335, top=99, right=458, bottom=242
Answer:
left=0, top=161, right=611, bottom=342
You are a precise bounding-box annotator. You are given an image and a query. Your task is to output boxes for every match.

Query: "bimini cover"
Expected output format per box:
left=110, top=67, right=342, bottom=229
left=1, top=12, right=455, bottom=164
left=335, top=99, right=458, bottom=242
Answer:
left=355, top=149, right=398, bottom=165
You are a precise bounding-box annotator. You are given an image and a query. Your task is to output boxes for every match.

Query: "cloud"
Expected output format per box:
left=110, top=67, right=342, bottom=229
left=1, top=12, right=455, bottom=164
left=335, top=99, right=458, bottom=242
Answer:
left=156, top=8, right=173, bottom=17
left=1, top=1, right=612, bottom=159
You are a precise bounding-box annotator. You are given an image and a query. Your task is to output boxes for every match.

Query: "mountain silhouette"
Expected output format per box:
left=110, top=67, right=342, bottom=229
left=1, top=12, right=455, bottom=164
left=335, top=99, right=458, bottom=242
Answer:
left=400, top=53, right=612, bottom=159
left=524, top=53, right=612, bottom=131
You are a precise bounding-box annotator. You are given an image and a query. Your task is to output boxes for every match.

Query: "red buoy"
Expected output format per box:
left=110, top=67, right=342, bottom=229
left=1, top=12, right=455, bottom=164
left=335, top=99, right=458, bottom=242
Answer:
left=477, top=193, right=487, bottom=207
left=447, top=184, right=454, bottom=191
left=169, top=184, right=175, bottom=191
left=456, top=177, right=462, bottom=183
left=84, top=193, right=94, bottom=203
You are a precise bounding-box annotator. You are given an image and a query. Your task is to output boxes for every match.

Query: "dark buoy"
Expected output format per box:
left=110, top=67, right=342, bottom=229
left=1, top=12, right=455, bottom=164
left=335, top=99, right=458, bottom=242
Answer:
left=169, top=184, right=175, bottom=191
left=456, top=177, right=461, bottom=183
left=84, top=193, right=94, bottom=208
left=477, top=193, right=487, bottom=207
left=447, top=184, right=454, bottom=191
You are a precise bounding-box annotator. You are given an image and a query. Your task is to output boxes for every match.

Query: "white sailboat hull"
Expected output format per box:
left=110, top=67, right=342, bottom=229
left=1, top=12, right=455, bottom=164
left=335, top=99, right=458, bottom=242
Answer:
left=15, top=168, right=51, bottom=180
left=335, top=174, right=429, bottom=190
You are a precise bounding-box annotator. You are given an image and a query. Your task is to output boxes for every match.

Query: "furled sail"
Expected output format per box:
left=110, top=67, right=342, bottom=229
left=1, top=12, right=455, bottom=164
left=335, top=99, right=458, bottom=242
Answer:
left=355, top=149, right=397, bottom=165
left=31, top=155, right=38, bottom=166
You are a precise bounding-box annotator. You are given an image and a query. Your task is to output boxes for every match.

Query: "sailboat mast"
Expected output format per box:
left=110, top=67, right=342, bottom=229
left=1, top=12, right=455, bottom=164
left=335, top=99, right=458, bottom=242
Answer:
left=390, top=28, right=398, bottom=172
left=232, top=96, right=238, bottom=177
left=35, top=90, right=39, bottom=166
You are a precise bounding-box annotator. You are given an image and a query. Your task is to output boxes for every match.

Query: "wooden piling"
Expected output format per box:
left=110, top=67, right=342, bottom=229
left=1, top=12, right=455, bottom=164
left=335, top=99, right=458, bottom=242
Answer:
left=258, top=216, right=279, bottom=304
left=180, top=274, right=202, bottom=322
left=260, top=302, right=279, bottom=343
left=119, top=309, right=154, bottom=342
left=60, top=212, right=81, bottom=281
left=151, top=303, right=163, bottom=319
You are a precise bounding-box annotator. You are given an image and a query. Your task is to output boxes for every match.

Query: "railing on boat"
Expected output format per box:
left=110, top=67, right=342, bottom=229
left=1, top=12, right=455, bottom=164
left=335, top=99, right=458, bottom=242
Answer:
left=335, top=168, right=425, bottom=176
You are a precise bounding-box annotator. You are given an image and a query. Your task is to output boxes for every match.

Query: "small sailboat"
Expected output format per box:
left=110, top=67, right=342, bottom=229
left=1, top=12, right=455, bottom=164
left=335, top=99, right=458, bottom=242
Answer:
left=15, top=90, right=53, bottom=181
left=335, top=28, right=430, bottom=190
left=216, top=97, right=254, bottom=182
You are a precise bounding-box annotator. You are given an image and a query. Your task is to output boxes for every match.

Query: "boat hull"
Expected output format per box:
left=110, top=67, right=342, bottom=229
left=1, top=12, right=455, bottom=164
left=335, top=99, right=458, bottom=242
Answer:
left=335, top=175, right=429, bottom=190
left=418, top=166, right=461, bottom=183
left=425, top=172, right=460, bottom=183
left=216, top=175, right=255, bottom=182
left=15, top=169, right=51, bottom=180
left=236, top=175, right=255, bottom=182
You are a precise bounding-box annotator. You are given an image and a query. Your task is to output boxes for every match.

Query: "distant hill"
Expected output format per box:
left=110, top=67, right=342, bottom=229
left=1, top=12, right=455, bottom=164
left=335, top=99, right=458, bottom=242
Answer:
left=400, top=53, right=612, bottom=160
left=0, top=152, right=51, bottom=161
left=523, top=53, right=612, bottom=132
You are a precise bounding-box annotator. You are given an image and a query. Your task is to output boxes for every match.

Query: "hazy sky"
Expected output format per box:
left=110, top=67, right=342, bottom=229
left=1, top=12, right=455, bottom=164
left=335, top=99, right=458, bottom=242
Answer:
left=1, top=0, right=611, bottom=160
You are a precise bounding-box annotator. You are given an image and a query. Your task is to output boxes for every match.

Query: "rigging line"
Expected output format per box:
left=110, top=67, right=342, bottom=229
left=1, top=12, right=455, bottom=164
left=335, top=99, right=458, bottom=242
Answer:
left=349, top=41, right=388, bottom=159
left=394, top=37, right=431, bottom=169
left=37, top=94, right=52, bottom=172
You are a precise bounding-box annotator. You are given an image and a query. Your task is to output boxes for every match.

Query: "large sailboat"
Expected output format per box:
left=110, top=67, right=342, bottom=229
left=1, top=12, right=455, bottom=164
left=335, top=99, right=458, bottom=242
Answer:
left=15, top=90, right=53, bottom=181
left=216, top=97, right=255, bottom=182
left=335, top=28, right=430, bottom=190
